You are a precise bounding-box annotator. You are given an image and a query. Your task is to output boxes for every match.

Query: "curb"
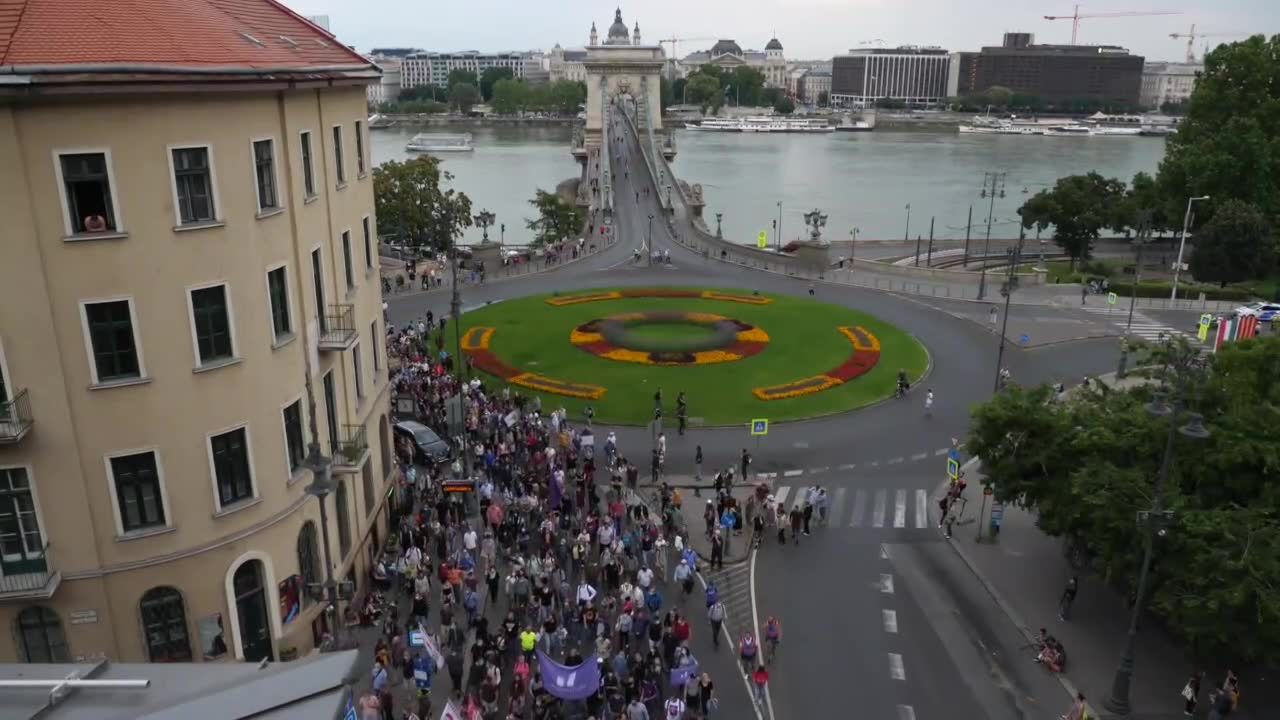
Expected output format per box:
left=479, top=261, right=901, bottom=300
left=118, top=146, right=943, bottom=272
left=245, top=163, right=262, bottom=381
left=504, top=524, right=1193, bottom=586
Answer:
left=935, top=459, right=1102, bottom=720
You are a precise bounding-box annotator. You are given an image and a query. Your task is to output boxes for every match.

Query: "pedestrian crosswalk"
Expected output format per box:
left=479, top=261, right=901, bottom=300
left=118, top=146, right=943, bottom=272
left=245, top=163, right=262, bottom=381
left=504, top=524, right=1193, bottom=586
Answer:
left=768, top=486, right=936, bottom=531
left=700, top=562, right=753, bottom=640
left=1078, top=304, right=1192, bottom=344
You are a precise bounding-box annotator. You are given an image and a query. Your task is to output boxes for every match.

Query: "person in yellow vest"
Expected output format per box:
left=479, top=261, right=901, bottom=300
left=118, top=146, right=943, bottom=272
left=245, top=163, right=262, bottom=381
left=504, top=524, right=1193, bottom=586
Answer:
left=519, top=626, right=539, bottom=661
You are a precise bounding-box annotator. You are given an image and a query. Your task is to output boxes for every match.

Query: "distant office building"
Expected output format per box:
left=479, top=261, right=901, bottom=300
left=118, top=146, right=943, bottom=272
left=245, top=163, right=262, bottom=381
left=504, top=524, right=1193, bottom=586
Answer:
left=549, top=44, right=589, bottom=83
left=954, top=34, right=1144, bottom=106
left=1140, top=62, right=1201, bottom=108
left=369, top=48, right=423, bottom=59
left=368, top=60, right=402, bottom=104
left=680, top=37, right=787, bottom=88
left=799, top=70, right=832, bottom=105
left=306, top=14, right=330, bottom=32
left=402, top=51, right=528, bottom=88
left=830, top=46, right=952, bottom=108
left=1003, top=32, right=1034, bottom=49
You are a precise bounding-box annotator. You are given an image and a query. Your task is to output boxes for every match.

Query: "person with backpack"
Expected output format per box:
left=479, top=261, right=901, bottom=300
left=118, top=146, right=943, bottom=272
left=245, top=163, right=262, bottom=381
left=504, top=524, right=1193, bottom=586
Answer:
left=707, top=598, right=726, bottom=648
left=739, top=631, right=759, bottom=674
left=674, top=558, right=694, bottom=599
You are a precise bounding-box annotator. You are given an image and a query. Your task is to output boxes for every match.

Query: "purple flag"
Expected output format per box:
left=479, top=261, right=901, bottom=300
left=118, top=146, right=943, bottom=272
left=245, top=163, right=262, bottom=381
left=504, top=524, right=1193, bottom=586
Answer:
left=536, top=650, right=601, bottom=701
left=670, top=658, right=700, bottom=687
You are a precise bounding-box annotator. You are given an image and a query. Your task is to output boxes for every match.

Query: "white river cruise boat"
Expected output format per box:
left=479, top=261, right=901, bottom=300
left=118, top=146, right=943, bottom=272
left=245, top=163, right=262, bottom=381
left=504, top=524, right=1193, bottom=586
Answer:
left=405, top=132, right=474, bottom=152
left=688, top=116, right=834, bottom=133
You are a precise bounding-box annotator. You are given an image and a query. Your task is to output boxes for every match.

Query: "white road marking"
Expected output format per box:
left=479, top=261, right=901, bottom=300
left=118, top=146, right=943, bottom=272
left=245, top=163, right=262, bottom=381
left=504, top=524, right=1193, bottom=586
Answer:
left=879, top=573, right=895, bottom=594
left=897, top=705, right=917, bottom=720
left=889, top=653, right=906, bottom=680
left=868, top=460, right=880, bottom=467
left=792, top=487, right=810, bottom=509
left=879, top=543, right=890, bottom=560
left=757, top=472, right=777, bottom=480
left=893, top=490, right=907, bottom=528
left=850, top=490, right=867, bottom=527
left=882, top=609, right=898, bottom=633
left=783, top=469, right=804, bottom=478
left=915, top=489, right=928, bottom=529
left=934, top=448, right=950, bottom=456
left=887, top=456, right=904, bottom=465
left=748, top=532, right=776, bottom=720
left=838, top=463, right=857, bottom=471
left=910, top=452, right=929, bottom=461
left=808, top=466, right=829, bottom=474
left=793, top=441, right=810, bottom=449
left=872, top=490, right=887, bottom=528
left=830, top=488, right=847, bottom=526
left=773, top=486, right=791, bottom=507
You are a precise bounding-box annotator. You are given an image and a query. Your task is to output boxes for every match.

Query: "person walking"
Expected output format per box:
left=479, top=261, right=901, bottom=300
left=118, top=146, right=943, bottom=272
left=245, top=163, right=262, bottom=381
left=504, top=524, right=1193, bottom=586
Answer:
left=925, top=389, right=934, bottom=417
left=1058, top=575, right=1079, bottom=621
left=1182, top=671, right=1203, bottom=717
left=788, top=506, right=802, bottom=545
left=1061, top=692, right=1087, bottom=720
left=751, top=664, right=769, bottom=706
left=694, top=445, right=703, bottom=487
left=740, top=449, right=751, bottom=481
left=708, top=598, right=726, bottom=648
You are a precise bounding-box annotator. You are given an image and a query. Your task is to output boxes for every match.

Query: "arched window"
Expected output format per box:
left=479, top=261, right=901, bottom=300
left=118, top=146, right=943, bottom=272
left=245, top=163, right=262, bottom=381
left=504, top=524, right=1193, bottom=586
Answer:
left=297, top=521, right=321, bottom=601
left=335, top=480, right=351, bottom=559
left=16, top=606, right=67, bottom=663
left=140, top=586, right=191, bottom=662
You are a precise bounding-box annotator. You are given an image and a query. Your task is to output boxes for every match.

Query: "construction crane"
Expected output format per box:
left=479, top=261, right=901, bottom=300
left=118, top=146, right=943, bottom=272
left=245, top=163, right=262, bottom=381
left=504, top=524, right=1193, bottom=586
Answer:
left=1169, top=24, right=1248, bottom=62
left=1043, top=5, right=1182, bottom=45
left=858, top=39, right=886, bottom=47
left=658, top=36, right=715, bottom=81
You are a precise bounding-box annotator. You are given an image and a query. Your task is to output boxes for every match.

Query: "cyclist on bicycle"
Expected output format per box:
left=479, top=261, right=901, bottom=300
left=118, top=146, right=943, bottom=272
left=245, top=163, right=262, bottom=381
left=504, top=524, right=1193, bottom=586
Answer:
left=739, top=631, right=759, bottom=673
left=896, top=369, right=909, bottom=398
left=763, top=616, right=782, bottom=663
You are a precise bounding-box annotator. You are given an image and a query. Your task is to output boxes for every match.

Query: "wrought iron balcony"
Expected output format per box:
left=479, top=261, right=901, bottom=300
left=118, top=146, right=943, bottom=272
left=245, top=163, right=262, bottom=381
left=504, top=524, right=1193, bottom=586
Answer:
left=0, top=543, right=60, bottom=600
left=317, top=304, right=357, bottom=351
left=334, top=423, right=368, bottom=468
left=0, top=388, right=33, bottom=444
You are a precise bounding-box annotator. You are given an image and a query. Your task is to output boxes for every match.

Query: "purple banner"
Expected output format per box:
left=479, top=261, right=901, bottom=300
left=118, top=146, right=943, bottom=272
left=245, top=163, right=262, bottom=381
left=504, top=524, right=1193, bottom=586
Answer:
left=670, top=659, right=700, bottom=687
left=536, top=650, right=601, bottom=701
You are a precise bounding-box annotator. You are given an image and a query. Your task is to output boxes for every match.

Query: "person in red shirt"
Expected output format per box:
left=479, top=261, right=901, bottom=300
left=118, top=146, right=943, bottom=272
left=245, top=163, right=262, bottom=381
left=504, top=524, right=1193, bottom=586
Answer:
left=673, top=613, right=691, bottom=643
left=751, top=664, right=769, bottom=706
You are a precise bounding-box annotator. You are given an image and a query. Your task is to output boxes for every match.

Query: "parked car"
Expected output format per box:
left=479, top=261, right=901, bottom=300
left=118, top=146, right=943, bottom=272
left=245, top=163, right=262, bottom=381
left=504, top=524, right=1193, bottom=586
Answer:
left=393, top=420, right=452, bottom=465
left=1234, top=301, right=1280, bottom=322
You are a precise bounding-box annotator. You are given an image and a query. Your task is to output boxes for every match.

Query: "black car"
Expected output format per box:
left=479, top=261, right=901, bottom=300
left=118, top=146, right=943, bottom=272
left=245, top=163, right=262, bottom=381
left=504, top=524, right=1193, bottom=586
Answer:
left=393, top=420, right=452, bottom=465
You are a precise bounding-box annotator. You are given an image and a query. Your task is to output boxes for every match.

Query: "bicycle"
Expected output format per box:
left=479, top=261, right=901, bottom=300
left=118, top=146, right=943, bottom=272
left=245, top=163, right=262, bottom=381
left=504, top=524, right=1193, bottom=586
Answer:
left=764, top=635, right=779, bottom=665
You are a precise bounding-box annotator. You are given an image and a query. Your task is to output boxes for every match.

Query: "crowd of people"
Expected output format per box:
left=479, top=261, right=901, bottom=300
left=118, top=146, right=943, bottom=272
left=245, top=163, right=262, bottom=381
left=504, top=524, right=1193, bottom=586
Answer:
left=355, top=317, right=735, bottom=720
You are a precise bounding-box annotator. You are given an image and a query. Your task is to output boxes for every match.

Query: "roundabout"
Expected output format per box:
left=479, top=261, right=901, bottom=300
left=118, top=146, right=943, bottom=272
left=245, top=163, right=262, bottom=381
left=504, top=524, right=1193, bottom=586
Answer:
left=459, top=287, right=930, bottom=425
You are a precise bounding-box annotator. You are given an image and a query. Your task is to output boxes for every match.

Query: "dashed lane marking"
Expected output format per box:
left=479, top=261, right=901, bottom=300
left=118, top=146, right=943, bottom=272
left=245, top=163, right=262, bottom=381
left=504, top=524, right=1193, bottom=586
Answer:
left=893, top=490, right=907, bottom=528
left=830, top=488, right=848, bottom=526
left=935, top=448, right=950, bottom=456
left=850, top=490, right=867, bottom=528
left=783, top=469, right=804, bottom=478
left=915, top=490, right=928, bottom=529
left=887, top=457, right=904, bottom=465
left=838, top=463, right=857, bottom=471
left=882, top=609, right=898, bottom=633
left=879, top=544, right=890, bottom=560
left=897, top=705, right=916, bottom=720
left=773, top=486, right=791, bottom=507
left=910, top=452, right=929, bottom=461
left=808, top=466, right=829, bottom=474
left=872, top=490, right=887, bottom=528
left=889, top=653, right=906, bottom=680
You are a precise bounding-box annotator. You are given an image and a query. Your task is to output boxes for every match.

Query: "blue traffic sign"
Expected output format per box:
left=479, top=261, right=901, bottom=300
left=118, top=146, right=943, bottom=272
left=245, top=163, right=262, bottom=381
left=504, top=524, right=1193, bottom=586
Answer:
left=1019, top=333, right=1031, bottom=345
left=948, top=447, right=960, bottom=462
left=947, top=457, right=960, bottom=480
left=750, top=419, right=769, bottom=436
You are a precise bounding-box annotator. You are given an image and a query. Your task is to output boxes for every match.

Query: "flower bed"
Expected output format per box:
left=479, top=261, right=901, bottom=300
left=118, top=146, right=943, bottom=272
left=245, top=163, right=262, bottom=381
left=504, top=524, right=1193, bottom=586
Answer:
left=463, top=328, right=607, bottom=399
left=570, top=311, right=770, bottom=365
left=461, top=326, right=495, bottom=351
left=753, top=325, right=882, bottom=400
left=546, top=288, right=774, bottom=306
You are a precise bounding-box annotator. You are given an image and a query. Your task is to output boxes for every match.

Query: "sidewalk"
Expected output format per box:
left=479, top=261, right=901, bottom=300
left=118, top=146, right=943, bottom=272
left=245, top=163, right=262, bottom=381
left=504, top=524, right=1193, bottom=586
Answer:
left=944, top=472, right=1275, bottom=719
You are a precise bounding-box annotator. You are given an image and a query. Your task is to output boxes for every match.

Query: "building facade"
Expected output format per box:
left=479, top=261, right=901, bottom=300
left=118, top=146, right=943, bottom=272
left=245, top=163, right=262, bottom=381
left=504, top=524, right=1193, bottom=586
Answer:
left=831, top=47, right=952, bottom=107
left=798, top=70, right=832, bottom=105
left=1140, top=62, right=1201, bottom=108
left=679, top=37, right=787, bottom=88
left=954, top=35, right=1144, bottom=106
left=549, top=45, right=589, bottom=83
left=368, top=60, right=403, bottom=105
left=0, top=0, right=396, bottom=667
left=402, top=51, right=528, bottom=89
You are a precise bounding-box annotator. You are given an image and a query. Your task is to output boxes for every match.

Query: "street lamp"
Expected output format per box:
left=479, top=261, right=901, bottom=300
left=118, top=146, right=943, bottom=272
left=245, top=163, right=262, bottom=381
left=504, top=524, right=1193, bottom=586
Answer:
left=849, top=227, right=860, bottom=266
left=500, top=223, right=505, bottom=247
left=447, top=242, right=471, bottom=480
left=977, top=171, right=1007, bottom=301
left=803, top=208, right=828, bottom=243
left=647, top=213, right=654, bottom=266
left=1104, top=370, right=1209, bottom=714
left=301, top=367, right=343, bottom=648
left=903, top=203, right=911, bottom=245
left=715, top=212, right=723, bottom=239
left=474, top=209, right=496, bottom=243
left=776, top=201, right=783, bottom=251
left=1170, top=195, right=1209, bottom=300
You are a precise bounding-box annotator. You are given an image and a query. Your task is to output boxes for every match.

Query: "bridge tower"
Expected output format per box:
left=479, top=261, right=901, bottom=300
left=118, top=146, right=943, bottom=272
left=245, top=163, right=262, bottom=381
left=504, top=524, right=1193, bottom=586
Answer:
left=582, top=7, right=665, bottom=156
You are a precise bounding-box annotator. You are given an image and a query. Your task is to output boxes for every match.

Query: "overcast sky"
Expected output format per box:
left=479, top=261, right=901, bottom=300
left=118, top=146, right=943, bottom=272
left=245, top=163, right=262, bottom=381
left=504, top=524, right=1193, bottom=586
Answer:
left=288, top=0, right=1276, bottom=62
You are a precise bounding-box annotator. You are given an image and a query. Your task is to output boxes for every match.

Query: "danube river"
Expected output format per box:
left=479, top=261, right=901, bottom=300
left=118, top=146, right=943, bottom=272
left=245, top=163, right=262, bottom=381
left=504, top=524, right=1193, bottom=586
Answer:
left=370, top=125, right=1166, bottom=246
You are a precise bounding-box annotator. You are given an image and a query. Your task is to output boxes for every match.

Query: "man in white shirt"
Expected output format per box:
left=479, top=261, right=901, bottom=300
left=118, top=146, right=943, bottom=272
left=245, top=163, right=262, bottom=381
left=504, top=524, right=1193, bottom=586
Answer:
left=636, top=566, right=654, bottom=591
left=576, top=581, right=597, bottom=607
left=463, top=525, right=478, bottom=553
left=598, top=523, right=615, bottom=551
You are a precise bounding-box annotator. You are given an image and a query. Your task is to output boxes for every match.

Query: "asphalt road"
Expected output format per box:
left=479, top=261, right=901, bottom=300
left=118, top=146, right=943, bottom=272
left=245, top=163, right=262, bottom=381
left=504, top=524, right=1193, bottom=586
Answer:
left=384, top=109, right=1127, bottom=720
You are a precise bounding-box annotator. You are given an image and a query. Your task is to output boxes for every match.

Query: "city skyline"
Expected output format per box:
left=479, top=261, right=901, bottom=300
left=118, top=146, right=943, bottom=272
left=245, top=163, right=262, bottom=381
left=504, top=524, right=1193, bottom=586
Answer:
left=289, top=0, right=1277, bottom=63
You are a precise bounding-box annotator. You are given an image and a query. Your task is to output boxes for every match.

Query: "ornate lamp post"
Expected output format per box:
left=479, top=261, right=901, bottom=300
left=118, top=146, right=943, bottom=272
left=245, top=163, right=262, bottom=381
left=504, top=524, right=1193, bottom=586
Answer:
left=803, top=208, right=828, bottom=243
left=977, top=171, right=1007, bottom=300
left=715, top=213, right=723, bottom=239
left=302, top=367, right=344, bottom=648
left=474, top=209, right=496, bottom=243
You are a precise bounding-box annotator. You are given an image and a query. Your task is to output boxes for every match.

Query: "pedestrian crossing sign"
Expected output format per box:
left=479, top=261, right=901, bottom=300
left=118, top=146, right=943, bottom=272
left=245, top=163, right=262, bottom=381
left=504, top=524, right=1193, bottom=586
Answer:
left=757, top=231, right=768, bottom=249
left=947, top=457, right=960, bottom=480
left=1197, top=313, right=1213, bottom=342
left=1106, top=292, right=1118, bottom=306
left=750, top=419, right=769, bottom=436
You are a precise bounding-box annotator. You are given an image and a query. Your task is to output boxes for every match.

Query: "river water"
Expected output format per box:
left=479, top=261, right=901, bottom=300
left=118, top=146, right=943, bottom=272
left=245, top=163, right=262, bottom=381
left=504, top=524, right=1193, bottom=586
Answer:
left=370, top=125, right=1165, bottom=246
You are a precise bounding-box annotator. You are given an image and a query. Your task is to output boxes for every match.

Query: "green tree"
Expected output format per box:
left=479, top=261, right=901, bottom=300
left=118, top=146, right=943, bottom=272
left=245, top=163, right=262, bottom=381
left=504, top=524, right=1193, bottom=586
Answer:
left=726, top=66, right=767, bottom=106
left=447, top=69, right=478, bottom=89
left=817, top=91, right=829, bottom=107
left=479, top=67, right=514, bottom=101
left=672, top=77, right=688, bottom=106
left=660, top=76, right=675, bottom=111
left=1018, top=172, right=1126, bottom=268
left=491, top=78, right=528, bottom=115
left=547, top=80, right=585, bottom=114
left=1159, top=99, right=1190, bottom=116
left=449, top=82, right=480, bottom=113
left=372, top=156, right=474, bottom=251
left=985, top=85, right=1014, bottom=108
left=526, top=189, right=584, bottom=247
left=1156, top=35, right=1276, bottom=226
left=1189, top=199, right=1278, bottom=286
left=685, top=74, right=721, bottom=112
left=773, top=96, right=795, bottom=115
left=968, top=336, right=1280, bottom=664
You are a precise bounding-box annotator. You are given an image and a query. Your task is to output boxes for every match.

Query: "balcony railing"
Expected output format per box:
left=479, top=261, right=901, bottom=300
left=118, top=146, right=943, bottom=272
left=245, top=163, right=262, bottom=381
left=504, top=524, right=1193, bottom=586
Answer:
left=317, top=304, right=357, bottom=351
left=334, top=424, right=368, bottom=467
left=0, top=388, right=34, bottom=444
left=0, top=543, right=60, bottom=600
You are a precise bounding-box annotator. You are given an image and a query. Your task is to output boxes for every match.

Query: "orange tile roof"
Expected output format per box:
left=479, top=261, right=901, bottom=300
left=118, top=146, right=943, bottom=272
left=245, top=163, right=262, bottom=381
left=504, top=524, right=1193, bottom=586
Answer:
left=0, top=0, right=371, bottom=72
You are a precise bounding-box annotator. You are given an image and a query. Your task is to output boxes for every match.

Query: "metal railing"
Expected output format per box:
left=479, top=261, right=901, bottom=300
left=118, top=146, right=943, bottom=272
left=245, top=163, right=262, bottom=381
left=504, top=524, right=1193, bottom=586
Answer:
left=335, top=423, right=368, bottom=466
left=318, top=304, right=357, bottom=350
left=0, top=388, right=33, bottom=444
left=0, top=543, right=59, bottom=599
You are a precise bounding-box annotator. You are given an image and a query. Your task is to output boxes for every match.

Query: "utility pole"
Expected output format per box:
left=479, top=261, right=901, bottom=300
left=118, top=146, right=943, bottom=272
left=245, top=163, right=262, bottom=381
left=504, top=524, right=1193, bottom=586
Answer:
left=914, top=235, right=922, bottom=266
left=993, top=226, right=1025, bottom=393
left=926, top=217, right=935, bottom=266
left=977, top=171, right=1007, bottom=301
left=1119, top=212, right=1152, bottom=378
left=1171, top=195, right=1209, bottom=300
left=963, top=205, right=973, bottom=268
left=776, top=201, right=783, bottom=251
left=450, top=232, right=471, bottom=481
left=647, top=214, right=655, bottom=266
left=903, top=203, right=911, bottom=248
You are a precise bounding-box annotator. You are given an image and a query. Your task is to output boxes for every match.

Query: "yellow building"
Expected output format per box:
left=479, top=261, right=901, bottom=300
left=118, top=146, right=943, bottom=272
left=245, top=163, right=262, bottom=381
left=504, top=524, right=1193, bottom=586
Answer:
left=0, top=0, right=396, bottom=664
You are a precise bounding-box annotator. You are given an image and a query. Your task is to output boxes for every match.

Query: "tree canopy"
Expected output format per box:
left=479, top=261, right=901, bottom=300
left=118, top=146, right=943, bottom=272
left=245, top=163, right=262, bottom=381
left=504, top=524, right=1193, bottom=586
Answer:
left=526, top=189, right=584, bottom=247
left=1018, top=172, right=1126, bottom=266
left=966, top=336, right=1280, bottom=663
left=372, top=156, right=473, bottom=251
left=489, top=79, right=585, bottom=115
left=449, top=82, right=480, bottom=113
left=1189, top=199, right=1278, bottom=286
left=479, top=67, right=514, bottom=102
left=681, top=65, right=770, bottom=113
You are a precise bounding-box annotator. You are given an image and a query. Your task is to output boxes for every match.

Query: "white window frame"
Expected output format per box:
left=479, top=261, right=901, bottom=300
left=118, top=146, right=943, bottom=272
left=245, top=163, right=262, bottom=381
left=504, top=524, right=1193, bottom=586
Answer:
left=0, top=463, right=48, bottom=565
left=354, top=120, right=366, bottom=176
left=249, top=136, right=282, bottom=214
left=299, top=130, right=317, bottom=199
left=52, top=147, right=125, bottom=237
left=0, top=335, right=13, bottom=403
left=331, top=125, right=346, bottom=185
left=103, top=446, right=173, bottom=537
left=341, top=228, right=355, bottom=291
left=165, top=143, right=222, bottom=227
left=279, top=393, right=306, bottom=481
left=370, top=320, right=380, bottom=372
left=206, top=421, right=258, bottom=513
left=264, top=263, right=295, bottom=346
left=78, top=296, right=147, bottom=386
left=361, top=215, right=374, bottom=271
left=352, top=341, right=365, bottom=400
left=184, top=280, right=239, bottom=369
